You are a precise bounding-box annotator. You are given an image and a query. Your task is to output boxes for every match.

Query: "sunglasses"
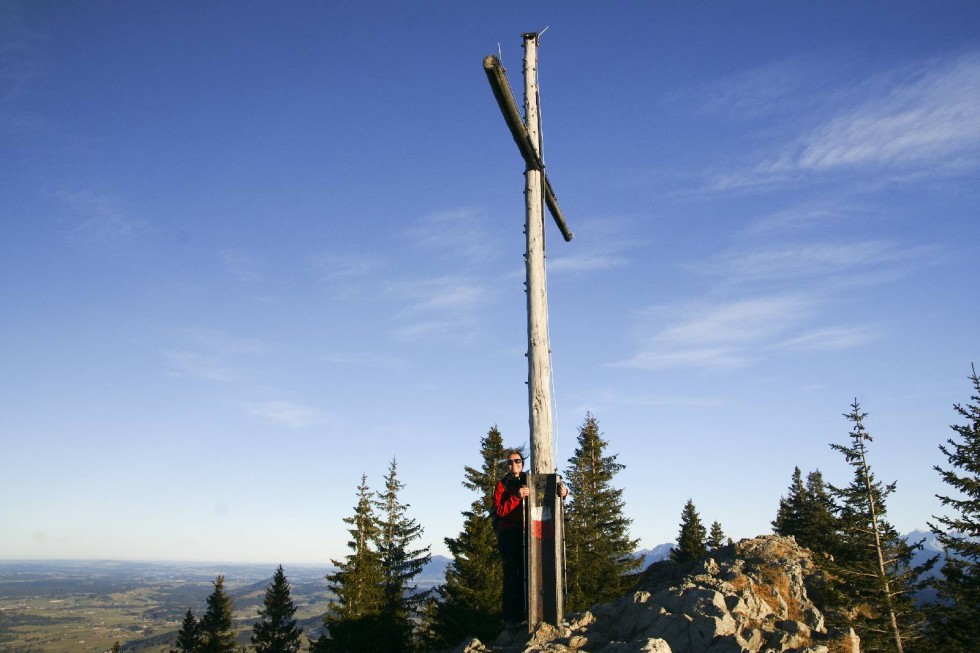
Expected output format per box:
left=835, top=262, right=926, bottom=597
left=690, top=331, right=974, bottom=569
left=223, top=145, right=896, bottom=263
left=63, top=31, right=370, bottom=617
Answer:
left=506, top=459, right=523, bottom=465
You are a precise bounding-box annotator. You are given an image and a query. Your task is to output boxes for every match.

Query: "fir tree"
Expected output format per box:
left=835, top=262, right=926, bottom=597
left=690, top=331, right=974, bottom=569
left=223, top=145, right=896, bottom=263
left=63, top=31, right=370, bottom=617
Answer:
left=250, top=565, right=303, bottom=653
left=425, top=426, right=507, bottom=648
left=828, top=400, right=935, bottom=653
left=708, top=521, right=727, bottom=550
left=773, top=467, right=839, bottom=554
left=927, top=365, right=980, bottom=651
left=671, top=499, right=707, bottom=563
left=374, top=458, right=431, bottom=652
left=198, top=575, right=236, bottom=653
left=564, top=413, right=641, bottom=611
left=801, top=470, right=839, bottom=555
left=312, top=475, right=385, bottom=653
left=171, top=609, right=201, bottom=653
left=773, top=467, right=807, bottom=539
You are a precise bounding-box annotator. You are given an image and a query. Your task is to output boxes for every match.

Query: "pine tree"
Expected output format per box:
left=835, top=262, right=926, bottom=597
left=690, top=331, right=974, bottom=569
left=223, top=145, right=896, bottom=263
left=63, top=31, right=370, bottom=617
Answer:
left=708, top=521, right=727, bottom=549
left=312, top=475, right=386, bottom=653
left=198, top=575, right=236, bottom=653
left=564, top=413, right=641, bottom=611
left=927, top=365, right=980, bottom=651
left=425, top=426, right=507, bottom=648
left=773, top=467, right=807, bottom=539
left=250, top=565, right=303, bottom=653
left=374, top=458, right=431, bottom=652
left=671, top=499, right=707, bottom=563
left=828, top=400, right=935, bottom=653
left=801, top=470, right=839, bottom=555
left=773, top=467, right=839, bottom=554
left=171, top=609, right=201, bottom=653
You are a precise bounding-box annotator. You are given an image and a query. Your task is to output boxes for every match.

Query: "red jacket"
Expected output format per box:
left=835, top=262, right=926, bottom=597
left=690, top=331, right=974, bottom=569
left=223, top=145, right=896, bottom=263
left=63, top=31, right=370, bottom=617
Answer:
left=493, top=472, right=527, bottom=531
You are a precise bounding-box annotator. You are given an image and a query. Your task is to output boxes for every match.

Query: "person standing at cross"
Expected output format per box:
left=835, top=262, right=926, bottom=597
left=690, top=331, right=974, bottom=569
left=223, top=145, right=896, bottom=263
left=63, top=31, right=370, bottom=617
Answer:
left=493, top=450, right=568, bottom=628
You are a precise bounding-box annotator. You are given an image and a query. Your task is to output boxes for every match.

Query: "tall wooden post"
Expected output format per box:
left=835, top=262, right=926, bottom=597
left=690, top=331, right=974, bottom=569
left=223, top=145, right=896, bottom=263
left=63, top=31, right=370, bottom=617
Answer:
left=521, top=32, right=564, bottom=629
left=523, top=32, right=553, bottom=476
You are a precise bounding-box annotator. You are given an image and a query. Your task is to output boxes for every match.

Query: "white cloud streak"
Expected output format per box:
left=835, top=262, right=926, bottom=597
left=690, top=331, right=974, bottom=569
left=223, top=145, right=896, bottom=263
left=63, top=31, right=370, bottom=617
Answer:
left=59, top=189, right=145, bottom=248
left=387, top=275, right=493, bottom=342
left=713, top=52, right=980, bottom=191
left=244, top=400, right=322, bottom=429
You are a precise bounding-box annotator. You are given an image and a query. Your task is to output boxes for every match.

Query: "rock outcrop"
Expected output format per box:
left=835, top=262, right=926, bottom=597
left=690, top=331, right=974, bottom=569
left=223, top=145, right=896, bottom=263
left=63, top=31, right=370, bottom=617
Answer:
left=452, top=535, right=859, bottom=653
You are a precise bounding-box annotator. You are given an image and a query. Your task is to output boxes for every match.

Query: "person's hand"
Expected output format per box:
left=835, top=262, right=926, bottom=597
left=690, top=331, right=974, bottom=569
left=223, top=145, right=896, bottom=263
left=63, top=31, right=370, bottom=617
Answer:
left=519, top=486, right=530, bottom=499
left=558, top=484, right=568, bottom=499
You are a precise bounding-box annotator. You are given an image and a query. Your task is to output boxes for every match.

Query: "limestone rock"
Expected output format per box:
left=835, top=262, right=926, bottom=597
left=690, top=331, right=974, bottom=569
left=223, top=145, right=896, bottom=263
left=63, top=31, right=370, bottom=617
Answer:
left=458, top=535, right=852, bottom=653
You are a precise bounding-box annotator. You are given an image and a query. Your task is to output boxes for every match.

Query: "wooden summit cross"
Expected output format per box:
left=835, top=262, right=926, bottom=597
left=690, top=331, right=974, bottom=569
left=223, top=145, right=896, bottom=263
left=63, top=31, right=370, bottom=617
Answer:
left=483, top=32, right=573, bottom=629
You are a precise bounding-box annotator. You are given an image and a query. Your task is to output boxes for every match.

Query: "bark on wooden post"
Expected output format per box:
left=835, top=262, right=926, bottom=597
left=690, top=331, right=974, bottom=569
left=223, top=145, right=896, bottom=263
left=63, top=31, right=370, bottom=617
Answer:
left=522, top=32, right=554, bottom=477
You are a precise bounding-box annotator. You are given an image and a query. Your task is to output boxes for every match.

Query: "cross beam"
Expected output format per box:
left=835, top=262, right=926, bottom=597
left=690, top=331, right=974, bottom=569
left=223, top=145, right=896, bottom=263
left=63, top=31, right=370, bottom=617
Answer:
left=483, top=55, right=574, bottom=243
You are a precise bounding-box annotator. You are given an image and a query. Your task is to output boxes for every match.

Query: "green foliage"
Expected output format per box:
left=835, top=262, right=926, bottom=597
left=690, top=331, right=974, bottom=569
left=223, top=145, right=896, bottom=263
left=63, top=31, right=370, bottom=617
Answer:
left=198, top=576, right=236, bottom=653
left=313, top=475, right=386, bottom=653
left=374, top=458, right=431, bottom=651
left=773, top=467, right=807, bottom=538
left=828, top=401, right=935, bottom=653
left=171, top=609, right=201, bottom=653
left=927, top=365, right=980, bottom=651
left=250, top=565, right=303, bottom=653
left=707, top=521, right=727, bottom=550
left=564, top=413, right=641, bottom=611
left=671, top=499, right=707, bottom=564
left=424, top=426, right=506, bottom=648
left=773, top=467, right=839, bottom=555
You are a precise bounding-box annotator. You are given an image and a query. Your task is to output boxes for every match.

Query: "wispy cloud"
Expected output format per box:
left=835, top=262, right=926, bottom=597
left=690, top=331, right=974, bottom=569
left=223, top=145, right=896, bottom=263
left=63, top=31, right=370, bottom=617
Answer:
left=776, top=325, right=876, bottom=351
left=163, top=329, right=270, bottom=381
left=59, top=189, right=146, bottom=248
left=614, top=295, right=817, bottom=371
left=405, top=208, right=496, bottom=262
left=791, top=54, right=980, bottom=173
left=546, top=217, right=641, bottom=275
left=163, top=349, right=241, bottom=382
left=220, top=249, right=264, bottom=282
left=321, top=352, right=407, bottom=371
left=310, top=251, right=381, bottom=300
left=387, top=275, right=494, bottom=342
left=683, top=56, right=826, bottom=120
left=713, top=52, right=980, bottom=191
left=696, top=239, right=933, bottom=288
left=243, top=400, right=323, bottom=429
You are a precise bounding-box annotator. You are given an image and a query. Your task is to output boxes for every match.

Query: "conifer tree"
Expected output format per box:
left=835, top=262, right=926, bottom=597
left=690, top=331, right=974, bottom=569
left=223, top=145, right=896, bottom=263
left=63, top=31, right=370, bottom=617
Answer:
left=708, top=521, right=727, bottom=549
left=671, top=499, right=707, bottom=563
left=198, top=575, right=236, bottom=653
left=171, top=609, right=201, bottom=653
left=927, top=365, right=980, bottom=651
left=425, top=426, right=507, bottom=647
left=250, top=565, right=303, bottom=653
left=828, top=401, right=935, bottom=653
left=773, top=467, right=839, bottom=554
left=564, top=413, right=641, bottom=611
left=801, top=470, right=839, bottom=554
left=374, top=458, right=431, bottom=651
left=312, top=475, right=386, bottom=653
left=773, top=467, right=807, bottom=539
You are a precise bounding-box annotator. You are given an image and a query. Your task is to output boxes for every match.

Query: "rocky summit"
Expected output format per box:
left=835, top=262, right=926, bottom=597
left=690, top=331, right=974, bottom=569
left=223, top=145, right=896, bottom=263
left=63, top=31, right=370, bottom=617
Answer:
left=452, top=535, right=860, bottom=653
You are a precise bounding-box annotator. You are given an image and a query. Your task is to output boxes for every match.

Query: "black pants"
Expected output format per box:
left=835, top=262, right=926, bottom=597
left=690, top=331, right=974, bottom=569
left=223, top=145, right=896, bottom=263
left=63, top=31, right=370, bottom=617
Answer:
left=497, top=527, right=526, bottom=623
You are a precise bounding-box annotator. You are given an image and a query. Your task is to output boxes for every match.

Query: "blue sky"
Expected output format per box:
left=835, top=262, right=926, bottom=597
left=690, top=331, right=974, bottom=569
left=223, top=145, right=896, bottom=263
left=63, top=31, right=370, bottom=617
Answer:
left=2, top=1, right=978, bottom=563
